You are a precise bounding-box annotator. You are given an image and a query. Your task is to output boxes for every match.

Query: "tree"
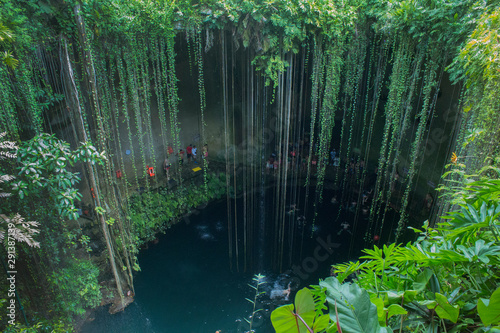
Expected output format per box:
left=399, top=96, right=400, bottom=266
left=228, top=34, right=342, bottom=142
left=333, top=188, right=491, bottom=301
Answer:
left=0, top=132, right=39, bottom=247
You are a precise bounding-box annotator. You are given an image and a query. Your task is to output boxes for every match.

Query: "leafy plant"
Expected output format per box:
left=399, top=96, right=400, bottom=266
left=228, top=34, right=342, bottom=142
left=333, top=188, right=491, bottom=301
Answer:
left=271, top=287, right=329, bottom=333
left=11, top=134, right=105, bottom=220
left=478, top=287, right=500, bottom=327
left=329, top=177, right=500, bottom=332
left=245, top=273, right=266, bottom=332
left=128, top=173, right=227, bottom=244
left=48, top=259, right=102, bottom=316
left=320, top=277, right=391, bottom=333
left=0, top=22, right=18, bottom=69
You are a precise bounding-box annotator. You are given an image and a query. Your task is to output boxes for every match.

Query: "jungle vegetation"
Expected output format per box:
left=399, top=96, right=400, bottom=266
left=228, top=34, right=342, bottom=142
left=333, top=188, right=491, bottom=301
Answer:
left=0, top=0, right=499, bottom=332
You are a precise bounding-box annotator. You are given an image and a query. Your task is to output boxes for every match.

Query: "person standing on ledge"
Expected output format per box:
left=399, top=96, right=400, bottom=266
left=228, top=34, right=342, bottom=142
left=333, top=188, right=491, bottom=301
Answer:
left=192, top=145, right=197, bottom=163
left=163, top=157, right=171, bottom=180
left=186, top=144, right=193, bottom=163
left=178, top=149, right=185, bottom=165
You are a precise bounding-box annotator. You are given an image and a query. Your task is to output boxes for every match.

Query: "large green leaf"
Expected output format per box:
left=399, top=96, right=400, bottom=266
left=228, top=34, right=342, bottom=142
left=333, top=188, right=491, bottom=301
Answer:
left=370, top=294, right=407, bottom=326
left=320, top=277, right=392, bottom=333
left=370, top=295, right=386, bottom=325
left=413, top=268, right=440, bottom=293
left=271, top=288, right=317, bottom=333
left=271, top=305, right=303, bottom=333
left=478, top=288, right=500, bottom=326
left=434, top=293, right=459, bottom=323
left=387, top=304, right=407, bottom=319
left=312, top=314, right=330, bottom=332
left=295, top=287, right=316, bottom=314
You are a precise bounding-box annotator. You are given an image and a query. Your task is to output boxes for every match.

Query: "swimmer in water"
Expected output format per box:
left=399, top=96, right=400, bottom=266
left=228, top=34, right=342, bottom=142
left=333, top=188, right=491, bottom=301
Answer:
left=270, top=282, right=292, bottom=301
left=338, top=221, right=352, bottom=235
left=287, top=204, right=300, bottom=215
left=283, top=282, right=291, bottom=300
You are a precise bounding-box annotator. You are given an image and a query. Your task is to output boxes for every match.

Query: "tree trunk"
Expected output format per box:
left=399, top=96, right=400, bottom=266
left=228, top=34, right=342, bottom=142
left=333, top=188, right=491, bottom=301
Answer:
left=73, top=3, right=125, bottom=306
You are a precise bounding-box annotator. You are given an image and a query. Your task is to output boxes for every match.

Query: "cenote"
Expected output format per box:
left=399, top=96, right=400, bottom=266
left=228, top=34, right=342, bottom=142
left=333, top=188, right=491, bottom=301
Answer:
left=82, top=185, right=396, bottom=332
left=1, top=1, right=499, bottom=332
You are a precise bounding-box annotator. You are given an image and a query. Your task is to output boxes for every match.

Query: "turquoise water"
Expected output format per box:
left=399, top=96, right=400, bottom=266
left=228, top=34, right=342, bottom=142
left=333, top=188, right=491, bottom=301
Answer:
left=81, top=187, right=382, bottom=332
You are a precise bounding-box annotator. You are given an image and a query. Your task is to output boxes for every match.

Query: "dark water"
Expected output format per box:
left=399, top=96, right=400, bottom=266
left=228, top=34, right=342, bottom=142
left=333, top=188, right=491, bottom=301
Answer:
left=81, top=187, right=394, bottom=333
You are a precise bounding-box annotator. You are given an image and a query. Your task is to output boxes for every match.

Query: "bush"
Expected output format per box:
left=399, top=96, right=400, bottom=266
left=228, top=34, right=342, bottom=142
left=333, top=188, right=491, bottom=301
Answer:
left=128, top=173, right=227, bottom=244
left=48, top=259, right=102, bottom=316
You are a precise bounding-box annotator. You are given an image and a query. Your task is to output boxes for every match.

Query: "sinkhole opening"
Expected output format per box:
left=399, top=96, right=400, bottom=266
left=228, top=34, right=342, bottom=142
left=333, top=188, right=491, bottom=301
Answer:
left=81, top=182, right=407, bottom=333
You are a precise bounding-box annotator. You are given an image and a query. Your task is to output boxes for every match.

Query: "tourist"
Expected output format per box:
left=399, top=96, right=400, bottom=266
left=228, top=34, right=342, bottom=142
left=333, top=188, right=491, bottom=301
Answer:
left=178, top=149, right=185, bottom=165
left=192, top=145, right=197, bottom=163
left=423, top=193, right=433, bottom=210
left=163, top=157, right=171, bottom=180
left=266, top=159, right=273, bottom=174
left=349, top=157, right=355, bottom=175
left=287, top=204, right=299, bottom=215
left=270, top=282, right=292, bottom=301
left=391, top=171, right=400, bottom=191
left=333, top=154, right=340, bottom=167
left=349, top=201, right=357, bottom=212
left=331, top=195, right=338, bottom=204
left=311, top=155, right=317, bottom=170
left=186, top=144, right=193, bottom=163
left=362, top=190, right=370, bottom=204
left=338, top=221, right=352, bottom=235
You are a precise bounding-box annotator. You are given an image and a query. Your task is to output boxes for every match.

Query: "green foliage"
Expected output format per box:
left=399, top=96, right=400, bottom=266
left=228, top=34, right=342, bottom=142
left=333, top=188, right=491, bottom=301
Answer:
left=368, top=0, right=479, bottom=49
left=320, top=277, right=390, bottom=333
left=128, top=172, right=227, bottom=244
left=279, top=178, right=500, bottom=332
left=48, top=259, right=102, bottom=316
left=245, top=273, right=266, bottom=331
left=0, top=22, right=14, bottom=42
left=1, top=50, right=18, bottom=69
left=447, top=5, right=500, bottom=172
left=1, top=1, right=499, bottom=331
left=0, top=18, right=18, bottom=69
left=450, top=5, right=500, bottom=90
left=10, top=134, right=105, bottom=220
left=3, top=317, right=74, bottom=333
left=271, top=287, right=329, bottom=333
left=252, top=54, right=289, bottom=89
left=85, top=0, right=363, bottom=89
left=478, top=287, right=500, bottom=327
left=330, top=178, right=500, bottom=332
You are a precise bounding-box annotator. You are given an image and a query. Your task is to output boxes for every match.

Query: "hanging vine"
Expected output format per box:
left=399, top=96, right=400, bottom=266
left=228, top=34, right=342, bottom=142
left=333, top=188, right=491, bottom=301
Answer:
left=195, top=28, right=209, bottom=194
left=151, top=37, right=171, bottom=185
left=396, top=52, right=439, bottom=240
left=16, top=61, right=43, bottom=135
left=315, top=39, right=344, bottom=206
left=164, top=36, right=182, bottom=185
left=368, top=36, right=411, bottom=239
left=0, top=65, right=19, bottom=139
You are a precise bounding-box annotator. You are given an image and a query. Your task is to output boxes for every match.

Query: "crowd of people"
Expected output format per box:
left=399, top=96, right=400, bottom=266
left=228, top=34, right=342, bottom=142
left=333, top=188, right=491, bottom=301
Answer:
left=162, top=143, right=209, bottom=180
left=264, top=139, right=364, bottom=177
